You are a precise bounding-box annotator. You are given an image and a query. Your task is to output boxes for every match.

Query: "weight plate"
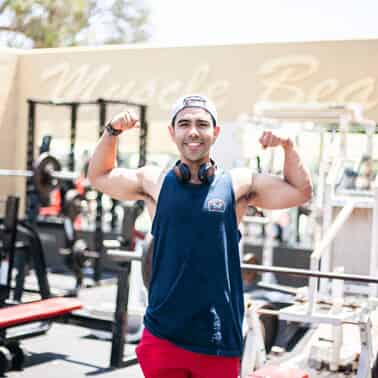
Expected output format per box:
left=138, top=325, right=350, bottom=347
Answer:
left=33, top=153, right=61, bottom=206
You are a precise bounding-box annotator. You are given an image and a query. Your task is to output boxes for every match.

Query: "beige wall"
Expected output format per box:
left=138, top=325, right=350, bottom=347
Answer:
left=1, top=39, right=378, bottom=204
left=0, top=49, right=19, bottom=205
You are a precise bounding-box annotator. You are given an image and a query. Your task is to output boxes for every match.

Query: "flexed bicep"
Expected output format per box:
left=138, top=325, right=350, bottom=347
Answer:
left=90, top=167, right=145, bottom=201
left=249, top=173, right=310, bottom=210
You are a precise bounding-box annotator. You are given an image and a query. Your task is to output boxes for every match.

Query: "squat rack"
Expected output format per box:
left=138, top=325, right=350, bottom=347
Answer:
left=26, top=97, right=148, bottom=171
left=249, top=102, right=378, bottom=304
left=26, top=98, right=148, bottom=281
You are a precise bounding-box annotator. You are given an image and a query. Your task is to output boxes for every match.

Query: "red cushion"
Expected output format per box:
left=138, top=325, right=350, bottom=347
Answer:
left=248, top=365, right=309, bottom=378
left=0, top=298, right=82, bottom=328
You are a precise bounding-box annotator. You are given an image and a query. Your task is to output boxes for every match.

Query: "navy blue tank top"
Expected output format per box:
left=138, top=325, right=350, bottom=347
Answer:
left=144, top=169, right=244, bottom=357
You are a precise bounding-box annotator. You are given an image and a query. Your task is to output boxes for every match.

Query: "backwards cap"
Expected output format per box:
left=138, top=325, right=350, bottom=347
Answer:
left=171, top=94, right=217, bottom=126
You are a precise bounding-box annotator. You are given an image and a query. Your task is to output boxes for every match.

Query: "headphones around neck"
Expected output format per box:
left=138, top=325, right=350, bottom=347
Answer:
left=173, top=159, right=217, bottom=185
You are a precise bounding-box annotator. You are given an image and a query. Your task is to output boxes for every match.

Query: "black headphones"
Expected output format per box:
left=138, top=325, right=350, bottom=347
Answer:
left=173, top=159, right=217, bottom=185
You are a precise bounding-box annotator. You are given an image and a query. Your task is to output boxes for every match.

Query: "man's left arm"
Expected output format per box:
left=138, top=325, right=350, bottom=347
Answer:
left=249, top=132, right=313, bottom=210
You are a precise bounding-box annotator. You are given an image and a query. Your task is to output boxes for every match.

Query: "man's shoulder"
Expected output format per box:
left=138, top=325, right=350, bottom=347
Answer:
left=139, top=165, right=171, bottom=201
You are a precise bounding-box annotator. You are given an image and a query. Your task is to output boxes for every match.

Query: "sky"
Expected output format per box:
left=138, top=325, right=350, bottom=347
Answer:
left=146, top=0, right=378, bottom=45
left=1, top=1, right=378, bottom=47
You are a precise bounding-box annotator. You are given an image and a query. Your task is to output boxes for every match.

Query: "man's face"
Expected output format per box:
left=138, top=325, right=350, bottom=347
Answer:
left=169, top=107, right=220, bottom=163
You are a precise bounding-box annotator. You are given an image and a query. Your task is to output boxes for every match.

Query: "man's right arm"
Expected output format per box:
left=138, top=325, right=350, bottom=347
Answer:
left=87, top=111, right=146, bottom=201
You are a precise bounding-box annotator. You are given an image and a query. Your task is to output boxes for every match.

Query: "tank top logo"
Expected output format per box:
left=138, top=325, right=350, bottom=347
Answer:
left=207, top=198, right=225, bottom=213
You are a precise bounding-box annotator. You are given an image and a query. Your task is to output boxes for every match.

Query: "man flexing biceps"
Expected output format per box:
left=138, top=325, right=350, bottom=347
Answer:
left=88, top=94, right=312, bottom=378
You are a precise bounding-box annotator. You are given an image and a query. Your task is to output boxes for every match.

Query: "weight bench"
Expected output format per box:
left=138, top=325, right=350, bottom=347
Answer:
left=0, top=297, right=82, bottom=374
left=0, top=196, right=83, bottom=374
left=0, top=297, right=82, bottom=329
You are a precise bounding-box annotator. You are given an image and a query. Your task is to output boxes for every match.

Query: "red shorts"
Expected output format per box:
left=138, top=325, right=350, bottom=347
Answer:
left=136, top=328, right=240, bottom=378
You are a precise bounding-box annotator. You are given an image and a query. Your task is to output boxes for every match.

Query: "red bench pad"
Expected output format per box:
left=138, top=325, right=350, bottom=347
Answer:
left=0, top=298, right=82, bottom=328
left=248, top=365, right=309, bottom=378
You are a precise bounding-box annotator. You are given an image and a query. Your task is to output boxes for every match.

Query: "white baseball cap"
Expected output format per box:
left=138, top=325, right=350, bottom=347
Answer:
left=171, top=94, right=218, bottom=126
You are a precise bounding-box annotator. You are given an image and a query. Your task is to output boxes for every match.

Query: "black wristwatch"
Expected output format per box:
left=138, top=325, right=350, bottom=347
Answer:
left=105, top=121, right=122, bottom=136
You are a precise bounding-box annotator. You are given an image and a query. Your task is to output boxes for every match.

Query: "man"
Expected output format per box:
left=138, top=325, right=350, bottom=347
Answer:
left=88, top=94, right=312, bottom=378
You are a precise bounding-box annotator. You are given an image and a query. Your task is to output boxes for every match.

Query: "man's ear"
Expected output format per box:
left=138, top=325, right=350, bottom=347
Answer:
left=213, top=125, right=221, bottom=143
left=168, top=124, right=175, bottom=140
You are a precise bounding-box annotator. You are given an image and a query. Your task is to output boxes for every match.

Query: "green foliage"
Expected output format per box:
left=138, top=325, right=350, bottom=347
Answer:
left=0, top=0, right=151, bottom=48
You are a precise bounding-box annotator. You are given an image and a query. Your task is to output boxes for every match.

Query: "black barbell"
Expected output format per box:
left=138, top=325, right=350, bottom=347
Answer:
left=0, top=153, right=80, bottom=205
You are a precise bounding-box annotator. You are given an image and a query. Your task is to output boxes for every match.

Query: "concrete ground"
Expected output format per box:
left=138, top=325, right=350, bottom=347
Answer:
left=5, top=272, right=145, bottom=378
left=6, top=322, right=144, bottom=378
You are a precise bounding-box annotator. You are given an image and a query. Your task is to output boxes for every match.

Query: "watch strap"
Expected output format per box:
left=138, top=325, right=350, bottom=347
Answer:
left=105, top=121, right=122, bottom=136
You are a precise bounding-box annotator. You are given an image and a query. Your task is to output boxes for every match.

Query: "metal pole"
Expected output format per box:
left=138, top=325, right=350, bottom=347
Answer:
left=110, top=263, right=131, bottom=367
left=69, top=104, right=78, bottom=172
left=26, top=100, right=39, bottom=222
left=139, top=105, right=148, bottom=168
left=241, top=263, right=378, bottom=284
left=93, top=99, right=106, bottom=283
left=26, top=100, right=36, bottom=172
left=0, top=169, right=78, bottom=180
left=5, top=196, right=19, bottom=293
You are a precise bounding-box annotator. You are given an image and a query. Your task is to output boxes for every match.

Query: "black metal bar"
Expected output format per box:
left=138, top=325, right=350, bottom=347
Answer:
left=139, top=105, right=148, bottom=168
left=65, top=312, right=113, bottom=332
left=5, top=196, right=19, bottom=291
left=93, top=100, right=107, bottom=282
left=241, top=263, right=378, bottom=284
left=13, top=250, right=27, bottom=302
left=69, top=104, right=78, bottom=172
left=26, top=100, right=36, bottom=171
left=96, top=98, right=147, bottom=108
left=0, top=196, right=19, bottom=304
left=18, top=222, right=51, bottom=299
left=25, top=100, right=40, bottom=222
left=120, top=355, right=139, bottom=368
left=27, top=99, right=99, bottom=106
left=28, top=98, right=147, bottom=107
left=110, top=198, right=118, bottom=231
left=110, top=263, right=131, bottom=368
left=98, top=98, right=107, bottom=136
